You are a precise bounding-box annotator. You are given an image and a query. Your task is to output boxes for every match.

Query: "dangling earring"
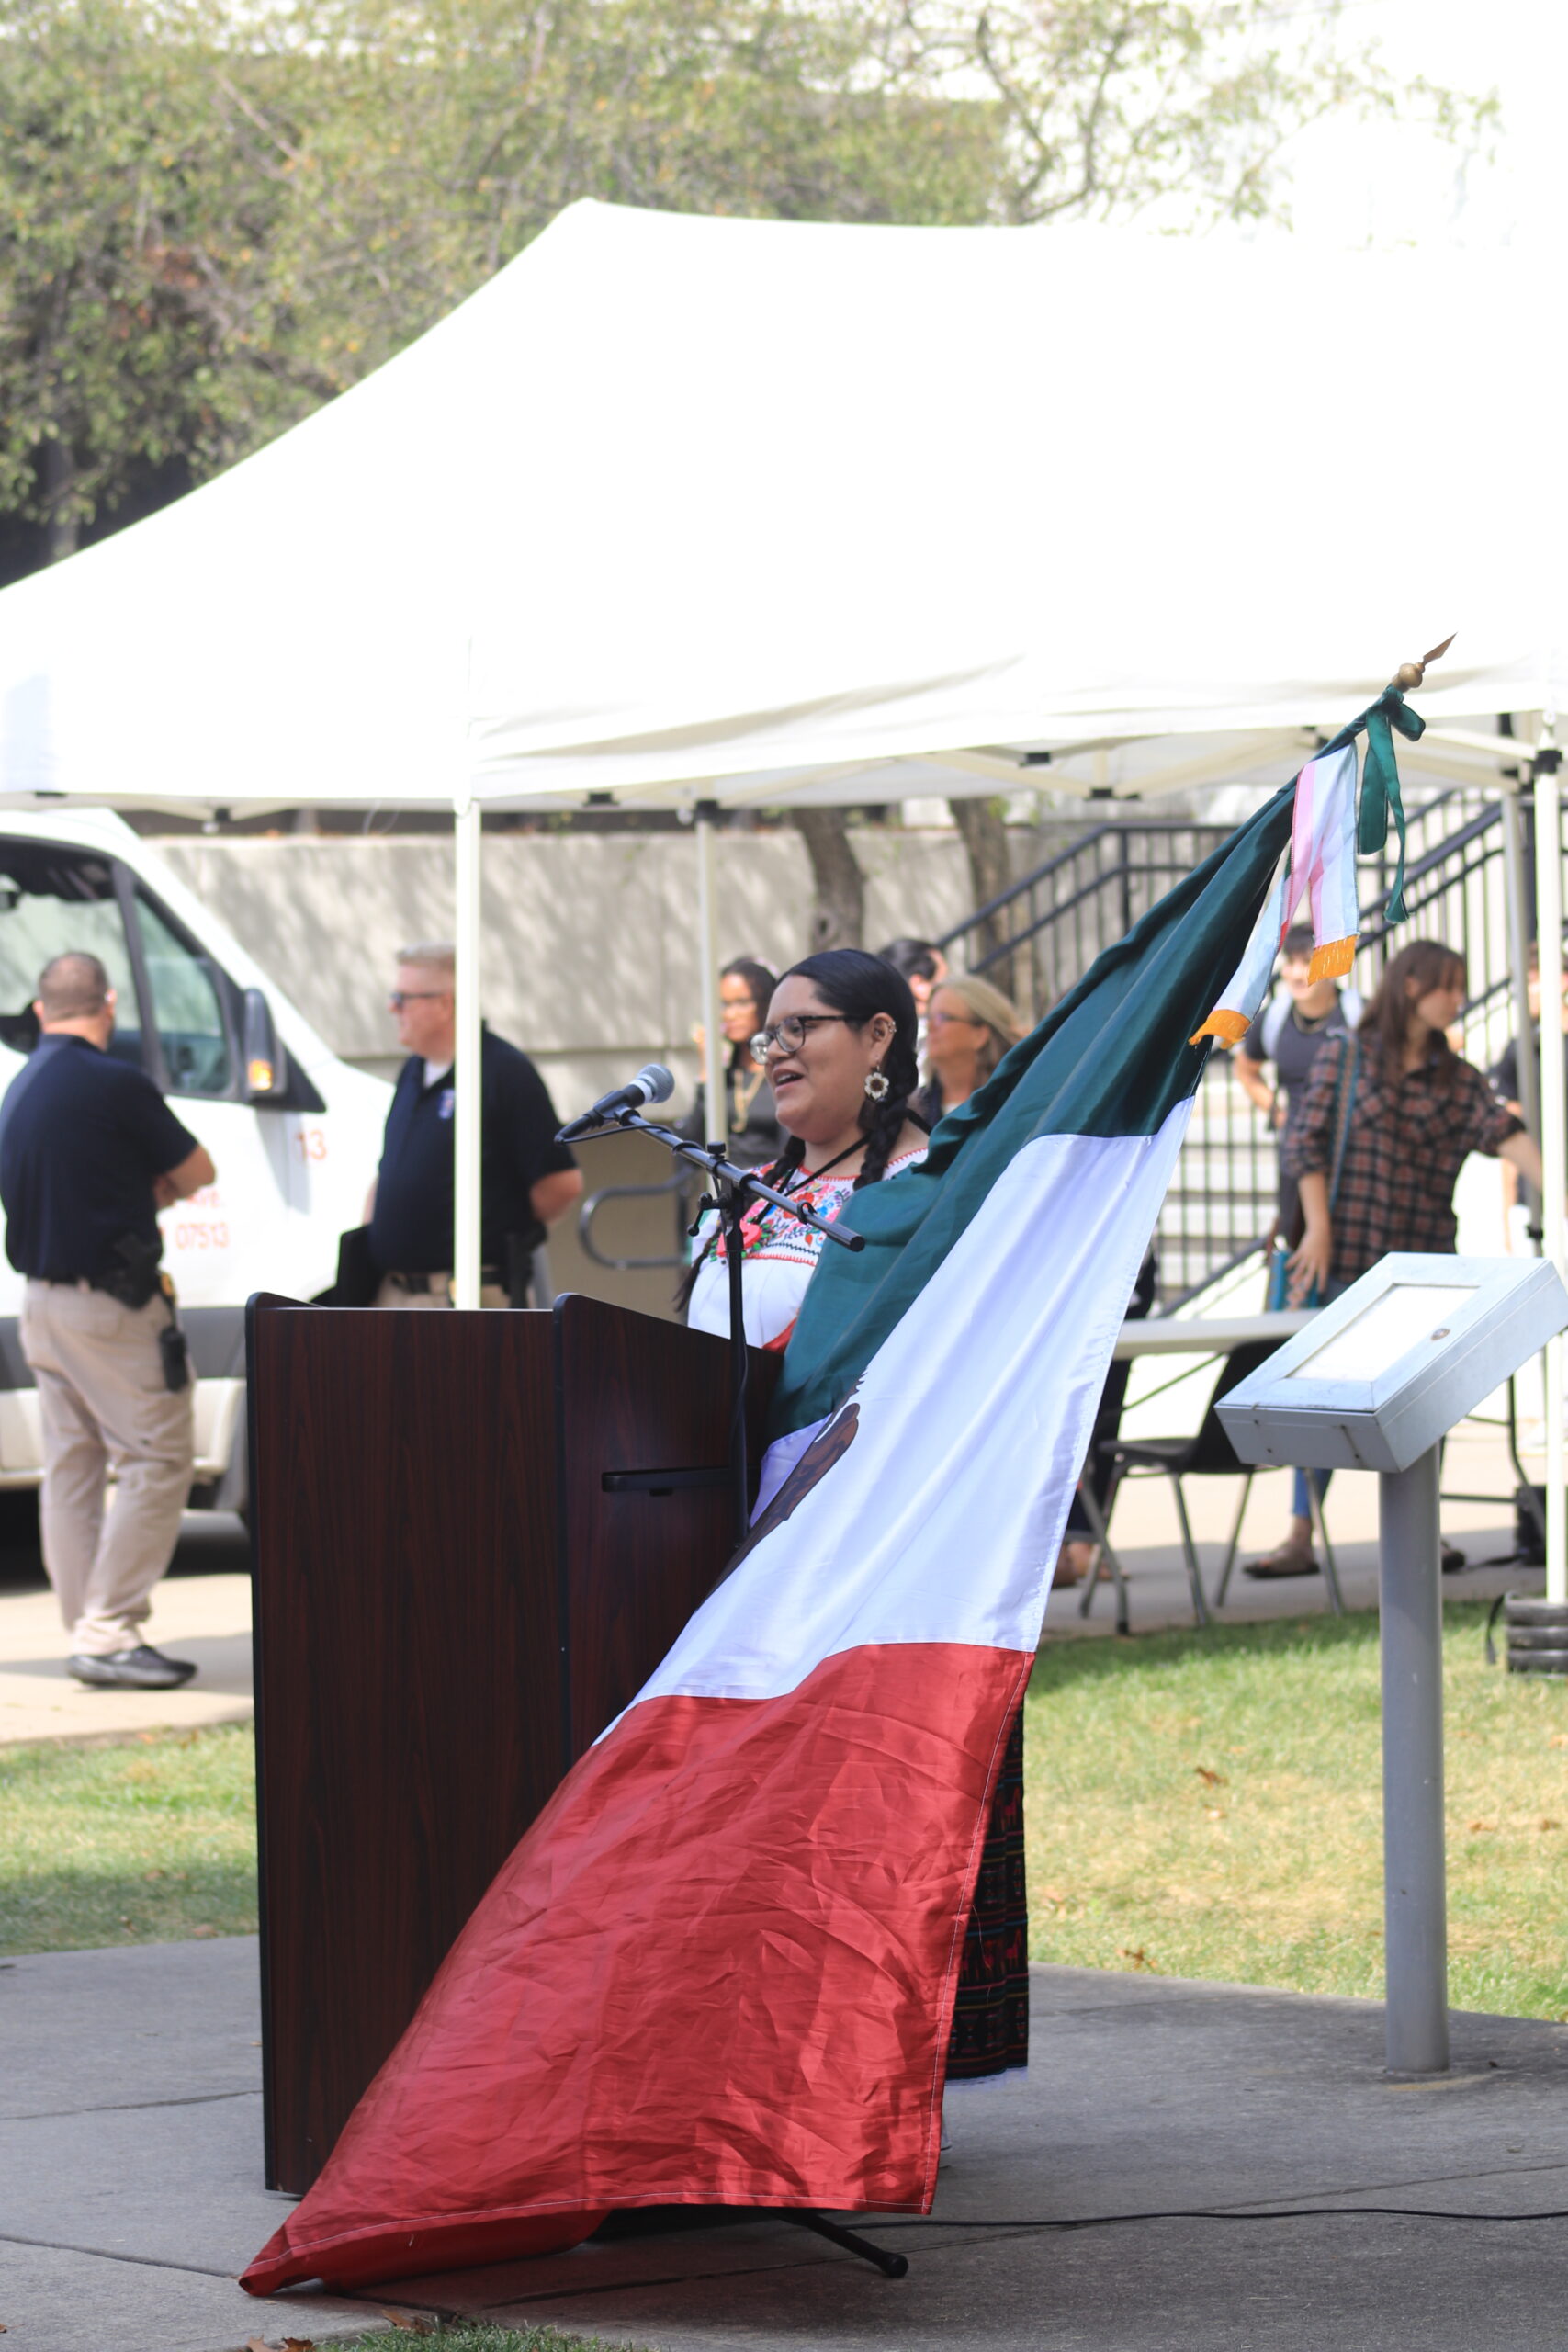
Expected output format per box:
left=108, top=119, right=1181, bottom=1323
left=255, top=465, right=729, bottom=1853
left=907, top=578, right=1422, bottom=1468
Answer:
left=863, top=1067, right=890, bottom=1102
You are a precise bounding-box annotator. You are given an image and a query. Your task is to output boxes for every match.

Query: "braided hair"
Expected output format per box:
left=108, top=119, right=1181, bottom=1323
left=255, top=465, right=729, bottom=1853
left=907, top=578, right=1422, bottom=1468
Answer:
left=770, top=948, right=922, bottom=1192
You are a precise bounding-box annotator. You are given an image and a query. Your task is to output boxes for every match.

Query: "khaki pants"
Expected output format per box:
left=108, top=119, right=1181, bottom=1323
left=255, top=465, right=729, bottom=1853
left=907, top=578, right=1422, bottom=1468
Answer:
left=20, top=1281, right=195, bottom=1657
left=373, top=1275, right=509, bottom=1311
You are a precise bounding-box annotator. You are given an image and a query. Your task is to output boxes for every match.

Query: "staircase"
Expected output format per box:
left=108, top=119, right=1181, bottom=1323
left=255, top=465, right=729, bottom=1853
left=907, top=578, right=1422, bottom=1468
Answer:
left=938, top=779, right=1540, bottom=1305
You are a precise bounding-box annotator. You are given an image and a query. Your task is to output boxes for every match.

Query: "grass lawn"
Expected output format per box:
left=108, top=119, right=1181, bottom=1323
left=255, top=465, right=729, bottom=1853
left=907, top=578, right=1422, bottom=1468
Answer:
left=0, top=1720, right=255, bottom=1953
left=1025, top=1602, right=1568, bottom=2018
left=4, top=1606, right=1567, bottom=2023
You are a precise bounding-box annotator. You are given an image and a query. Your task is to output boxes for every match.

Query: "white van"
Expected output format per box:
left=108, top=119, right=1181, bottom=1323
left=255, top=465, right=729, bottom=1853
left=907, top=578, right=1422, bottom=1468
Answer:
left=0, top=808, right=390, bottom=1506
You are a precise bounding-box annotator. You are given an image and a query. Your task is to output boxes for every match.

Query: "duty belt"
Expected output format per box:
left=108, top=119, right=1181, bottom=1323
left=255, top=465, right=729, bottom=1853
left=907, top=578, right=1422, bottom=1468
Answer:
left=37, top=1267, right=162, bottom=1309
left=385, top=1267, right=504, bottom=1295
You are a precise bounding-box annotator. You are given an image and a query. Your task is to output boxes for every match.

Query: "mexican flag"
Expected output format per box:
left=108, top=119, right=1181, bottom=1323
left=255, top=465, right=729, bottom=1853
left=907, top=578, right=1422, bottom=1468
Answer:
left=243, top=716, right=1398, bottom=2297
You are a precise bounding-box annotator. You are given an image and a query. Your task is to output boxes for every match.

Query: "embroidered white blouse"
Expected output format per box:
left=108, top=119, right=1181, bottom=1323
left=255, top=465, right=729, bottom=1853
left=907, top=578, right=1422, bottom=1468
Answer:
left=688, top=1148, right=927, bottom=1351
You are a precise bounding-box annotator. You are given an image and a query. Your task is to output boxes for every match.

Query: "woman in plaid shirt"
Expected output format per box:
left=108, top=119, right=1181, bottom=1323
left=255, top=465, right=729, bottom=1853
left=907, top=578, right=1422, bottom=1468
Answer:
left=1245, top=940, right=1545, bottom=1579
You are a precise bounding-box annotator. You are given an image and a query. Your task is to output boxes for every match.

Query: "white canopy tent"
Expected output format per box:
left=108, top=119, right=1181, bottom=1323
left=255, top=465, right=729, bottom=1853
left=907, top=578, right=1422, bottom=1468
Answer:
left=0, top=200, right=1562, bottom=1588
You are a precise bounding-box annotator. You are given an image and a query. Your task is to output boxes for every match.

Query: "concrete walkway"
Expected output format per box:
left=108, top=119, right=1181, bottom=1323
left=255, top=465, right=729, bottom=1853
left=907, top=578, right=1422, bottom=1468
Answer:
left=4, top=1939, right=1568, bottom=2352
left=0, top=1425, right=1540, bottom=1747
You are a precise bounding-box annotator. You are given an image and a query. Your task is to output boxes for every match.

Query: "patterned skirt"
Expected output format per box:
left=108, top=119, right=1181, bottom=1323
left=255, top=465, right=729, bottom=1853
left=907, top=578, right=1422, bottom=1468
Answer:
left=945, top=1702, right=1028, bottom=2082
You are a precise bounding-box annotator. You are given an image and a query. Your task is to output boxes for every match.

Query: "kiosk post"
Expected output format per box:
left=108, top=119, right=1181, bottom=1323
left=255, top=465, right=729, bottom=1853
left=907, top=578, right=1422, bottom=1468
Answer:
left=1377, top=1444, right=1449, bottom=2075
left=1217, top=1253, right=1568, bottom=2081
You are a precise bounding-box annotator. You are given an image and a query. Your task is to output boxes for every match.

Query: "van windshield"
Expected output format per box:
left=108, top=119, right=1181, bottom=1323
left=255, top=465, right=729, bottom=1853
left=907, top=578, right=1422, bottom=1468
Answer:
left=0, top=845, right=142, bottom=1069
left=133, top=889, right=232, bottom=1095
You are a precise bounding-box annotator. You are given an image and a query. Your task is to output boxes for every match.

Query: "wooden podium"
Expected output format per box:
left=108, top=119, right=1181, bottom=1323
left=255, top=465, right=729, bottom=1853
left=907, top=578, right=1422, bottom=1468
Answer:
left=247, top=1292, right=774, bottom=2194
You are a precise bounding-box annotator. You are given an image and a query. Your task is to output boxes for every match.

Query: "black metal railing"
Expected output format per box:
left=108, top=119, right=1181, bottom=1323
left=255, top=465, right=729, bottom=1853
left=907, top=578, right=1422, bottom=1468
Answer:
left=578, top=1166, right=694, bottom=1272
left=936, top=820, right=1235, bottom=1022
left=933, top=781, right=1546, bottom=1305
left=581, top=781, right=1544, bottom=1301
left=1166, top=785, right=1523, bottom=1302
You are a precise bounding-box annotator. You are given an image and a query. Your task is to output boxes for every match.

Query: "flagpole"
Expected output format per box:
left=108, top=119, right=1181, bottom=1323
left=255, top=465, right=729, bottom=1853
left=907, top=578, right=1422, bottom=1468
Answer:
left=452, top=638, right=480, bottom=1313
left=694, top=798, right=725, bottom=1150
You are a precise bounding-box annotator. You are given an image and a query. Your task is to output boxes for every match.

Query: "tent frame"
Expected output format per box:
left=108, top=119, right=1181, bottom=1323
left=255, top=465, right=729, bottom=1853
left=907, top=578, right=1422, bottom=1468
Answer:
left=445, top=715, right=1568, bottom=1607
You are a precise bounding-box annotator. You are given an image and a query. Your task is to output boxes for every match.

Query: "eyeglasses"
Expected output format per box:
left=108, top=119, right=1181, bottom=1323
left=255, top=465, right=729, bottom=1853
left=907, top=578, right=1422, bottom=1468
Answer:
left=927, top=1009, right=984, bottom=1030
left=388, top=989, right=450, bottom=1011
left=750, top=1012, right=851, bottom=1059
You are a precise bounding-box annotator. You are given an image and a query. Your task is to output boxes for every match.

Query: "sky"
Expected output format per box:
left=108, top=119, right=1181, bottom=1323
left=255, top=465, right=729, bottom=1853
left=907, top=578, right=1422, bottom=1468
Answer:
left=1246, top=0, right=1558, bottom=253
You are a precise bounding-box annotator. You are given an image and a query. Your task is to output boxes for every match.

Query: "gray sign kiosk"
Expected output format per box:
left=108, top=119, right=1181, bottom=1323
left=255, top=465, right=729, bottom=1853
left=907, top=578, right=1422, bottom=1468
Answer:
left=1218, top=1254, right=1568, bottom=2076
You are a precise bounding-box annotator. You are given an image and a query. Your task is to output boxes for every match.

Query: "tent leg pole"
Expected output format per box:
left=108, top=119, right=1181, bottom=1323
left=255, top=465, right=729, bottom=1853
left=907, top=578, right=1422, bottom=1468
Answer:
left=453, top=790, right=483, bottom=1311
left=1532, top=734, right=1565, bottom=1606
left=1501, top=778, right=1541, bottom=1178
left=694, top=801, right=725, bottom=1150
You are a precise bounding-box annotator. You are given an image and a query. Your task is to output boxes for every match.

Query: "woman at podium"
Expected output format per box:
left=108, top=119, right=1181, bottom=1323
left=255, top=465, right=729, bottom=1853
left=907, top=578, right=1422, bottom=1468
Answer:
left=686, top=949, right=927, bottom=1350
left=687, top=948, right=1030, bottom=2090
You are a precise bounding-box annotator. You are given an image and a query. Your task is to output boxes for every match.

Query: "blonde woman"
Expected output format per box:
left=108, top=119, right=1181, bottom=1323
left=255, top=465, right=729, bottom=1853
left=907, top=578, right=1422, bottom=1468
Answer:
left=918, top=972, right=1026, bottom=1124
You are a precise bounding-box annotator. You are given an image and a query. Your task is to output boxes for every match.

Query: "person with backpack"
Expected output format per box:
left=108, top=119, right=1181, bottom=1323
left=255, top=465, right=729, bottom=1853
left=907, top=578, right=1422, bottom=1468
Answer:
left=1245, top=940, right=1543, bottom=1579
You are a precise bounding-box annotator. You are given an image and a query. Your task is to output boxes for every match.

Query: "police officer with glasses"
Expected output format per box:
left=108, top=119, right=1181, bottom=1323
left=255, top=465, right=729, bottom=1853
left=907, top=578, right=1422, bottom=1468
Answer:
left=0, top=953, right=215, bottom=1690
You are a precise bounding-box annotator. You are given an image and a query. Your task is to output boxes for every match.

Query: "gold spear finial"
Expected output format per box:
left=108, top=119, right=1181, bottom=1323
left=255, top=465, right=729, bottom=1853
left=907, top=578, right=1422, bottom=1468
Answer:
left=1392, top=633, right=1456, bottom=693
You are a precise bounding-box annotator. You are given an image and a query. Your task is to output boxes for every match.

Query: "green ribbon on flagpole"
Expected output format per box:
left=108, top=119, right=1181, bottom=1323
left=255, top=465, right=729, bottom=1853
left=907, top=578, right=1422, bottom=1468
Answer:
left=1319, top=684, right=1425, bottom=927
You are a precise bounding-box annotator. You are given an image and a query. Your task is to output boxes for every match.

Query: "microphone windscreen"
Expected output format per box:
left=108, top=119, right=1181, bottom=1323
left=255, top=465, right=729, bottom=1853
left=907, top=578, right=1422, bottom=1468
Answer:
left=639, top=1063, right=676, bottom=1104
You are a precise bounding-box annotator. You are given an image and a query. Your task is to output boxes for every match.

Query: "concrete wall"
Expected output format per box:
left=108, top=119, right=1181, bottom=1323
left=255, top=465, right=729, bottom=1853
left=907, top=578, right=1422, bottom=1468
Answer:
left=155, top=828, right=977, bottom=1117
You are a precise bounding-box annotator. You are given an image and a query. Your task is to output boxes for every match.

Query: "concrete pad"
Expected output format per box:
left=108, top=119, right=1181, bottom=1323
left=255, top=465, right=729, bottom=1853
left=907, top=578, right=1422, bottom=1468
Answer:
left=0, top=2239, right=374, bottom=2352
left=0, top=1938, right=262, bottom=2120
left=0, top=1937, right=372, bottom=2352
left=490, top=2206, right=1568, bottom=2352
left=446, top=1971, right=1568, bottom=2351
left=7, top=1939, right=1568, bottom=2352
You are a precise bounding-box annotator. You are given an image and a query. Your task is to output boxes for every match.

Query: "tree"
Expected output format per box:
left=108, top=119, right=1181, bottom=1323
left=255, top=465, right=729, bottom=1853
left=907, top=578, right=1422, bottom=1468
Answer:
left=878, top=1, right=1491, bottom=230
left=791, top=807, right=866, bottom=951
left=783, top=0, right=1495, bottom=946
left=0, top=0, right=1003, bottom=568
left=0, top=0, right=327, bottom=563
left=949, top=793, right=1024, bottom=999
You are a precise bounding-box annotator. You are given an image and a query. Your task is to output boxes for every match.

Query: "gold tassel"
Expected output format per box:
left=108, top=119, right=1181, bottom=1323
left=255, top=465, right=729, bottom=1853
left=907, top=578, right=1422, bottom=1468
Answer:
left=1307, top=936, right=1357, bottom=984
left=1189, top=1008, right=1251, bottom=1048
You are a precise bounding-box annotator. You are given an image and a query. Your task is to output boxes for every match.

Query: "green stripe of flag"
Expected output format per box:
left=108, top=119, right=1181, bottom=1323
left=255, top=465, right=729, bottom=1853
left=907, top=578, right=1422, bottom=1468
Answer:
left=768, top=780, right=1295, bottom=1442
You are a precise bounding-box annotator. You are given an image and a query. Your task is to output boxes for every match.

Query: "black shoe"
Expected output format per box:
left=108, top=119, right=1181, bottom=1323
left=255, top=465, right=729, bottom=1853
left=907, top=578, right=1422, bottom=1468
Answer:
left=1440, top=1544, right=1467, bottom=1576
left=69, top=1645, right=197, bottom=1690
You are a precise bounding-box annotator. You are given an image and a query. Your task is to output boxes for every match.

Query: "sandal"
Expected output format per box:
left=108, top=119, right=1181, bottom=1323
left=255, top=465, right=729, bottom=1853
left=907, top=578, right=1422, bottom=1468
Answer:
left=1055, top=1540, right=1097, bottom=1589
left=1243, top=1539, right=1317, bottom=1580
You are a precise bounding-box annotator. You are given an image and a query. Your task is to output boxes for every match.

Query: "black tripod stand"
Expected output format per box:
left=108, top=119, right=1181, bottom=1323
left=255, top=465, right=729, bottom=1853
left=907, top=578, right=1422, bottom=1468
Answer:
left=557, top=1105, right=908, bottom=2279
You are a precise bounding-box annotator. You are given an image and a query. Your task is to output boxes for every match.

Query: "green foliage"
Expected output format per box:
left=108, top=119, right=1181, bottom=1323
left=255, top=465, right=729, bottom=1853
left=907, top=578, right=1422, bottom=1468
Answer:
left=0, top=0, right=1492, bottom=562
left=0, top=0, right=318, bottom=548
left=894, top=0, right=1493, bottom=227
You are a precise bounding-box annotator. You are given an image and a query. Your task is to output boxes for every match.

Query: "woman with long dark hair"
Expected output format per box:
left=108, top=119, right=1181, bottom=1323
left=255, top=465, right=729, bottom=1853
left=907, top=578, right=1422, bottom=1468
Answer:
left=1245, top=938, right=1545, bottom=1579
left=688, top=949, right=1027, bottom=2098
left=687, top=948, right=927, bottom=1349
left=683, top=956, right=783, bottom=1169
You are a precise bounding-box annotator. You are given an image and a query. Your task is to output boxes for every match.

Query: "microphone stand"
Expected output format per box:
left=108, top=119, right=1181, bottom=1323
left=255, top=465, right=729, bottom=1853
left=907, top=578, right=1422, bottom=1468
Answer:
left=557, top=1105, right=863, bottom=1544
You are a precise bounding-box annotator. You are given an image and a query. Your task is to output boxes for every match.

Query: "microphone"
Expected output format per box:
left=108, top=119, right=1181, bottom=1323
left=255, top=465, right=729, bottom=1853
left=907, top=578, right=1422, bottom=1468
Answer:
left=558, top=1063, right=675, bottom=1140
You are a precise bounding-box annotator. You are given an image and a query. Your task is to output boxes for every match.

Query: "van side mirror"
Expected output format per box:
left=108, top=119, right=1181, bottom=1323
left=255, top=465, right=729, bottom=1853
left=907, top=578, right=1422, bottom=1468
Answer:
left=243, top=988, right=287, bottom=1100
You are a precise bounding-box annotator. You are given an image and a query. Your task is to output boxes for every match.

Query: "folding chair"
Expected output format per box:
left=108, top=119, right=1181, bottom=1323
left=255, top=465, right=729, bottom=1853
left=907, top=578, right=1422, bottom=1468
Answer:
left=1077, top=1338, right=1345, bottom=1628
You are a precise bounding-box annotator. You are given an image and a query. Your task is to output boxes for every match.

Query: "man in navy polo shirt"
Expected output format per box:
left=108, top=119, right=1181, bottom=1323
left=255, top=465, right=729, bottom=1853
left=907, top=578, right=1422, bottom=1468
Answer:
left=0, top=953, right=217, bottom=1689
left=367, top=942, right=581, bottom=1307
